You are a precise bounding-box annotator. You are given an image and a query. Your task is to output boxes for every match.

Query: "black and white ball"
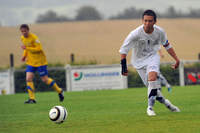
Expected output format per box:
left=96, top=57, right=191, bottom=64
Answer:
left=49, top=106, right=68, bottom=124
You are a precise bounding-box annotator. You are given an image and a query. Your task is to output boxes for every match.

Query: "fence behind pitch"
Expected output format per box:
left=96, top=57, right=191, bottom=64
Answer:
left=0, top=61, right=199, bottom=95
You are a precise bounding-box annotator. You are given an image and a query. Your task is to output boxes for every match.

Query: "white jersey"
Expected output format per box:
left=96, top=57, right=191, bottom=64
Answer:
left=119, top=24, right=168, bottom=69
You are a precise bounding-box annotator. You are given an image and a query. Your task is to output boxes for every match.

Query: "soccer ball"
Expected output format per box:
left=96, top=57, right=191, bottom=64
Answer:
left=49, top=105, right=68, bottom=124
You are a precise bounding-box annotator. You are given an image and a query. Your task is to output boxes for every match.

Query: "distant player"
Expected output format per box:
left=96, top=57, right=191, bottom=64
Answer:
left=20, top=24, right=64, bottom=104
left=158, top=49, right=172, bottom=92
left=119, top=10, right=180, bottom=116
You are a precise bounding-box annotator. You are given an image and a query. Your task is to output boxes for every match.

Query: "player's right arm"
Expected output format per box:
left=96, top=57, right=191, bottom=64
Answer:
left=119, top=30, right=138, bottom=76
left=120, top=54, right=128, bottom=76
left=20, top=36, right=27, bottom=62
left=21, top=50, right=27, bottom=62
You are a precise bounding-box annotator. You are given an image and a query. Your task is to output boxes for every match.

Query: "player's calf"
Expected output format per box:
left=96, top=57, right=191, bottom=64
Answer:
left=164, top=99, right=180, bottom=112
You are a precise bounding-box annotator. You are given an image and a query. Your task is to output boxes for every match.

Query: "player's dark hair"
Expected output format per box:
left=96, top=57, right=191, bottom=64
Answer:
left=142, top=10, right=157, bottom=22
left=20, top=24, right=29, bottom=30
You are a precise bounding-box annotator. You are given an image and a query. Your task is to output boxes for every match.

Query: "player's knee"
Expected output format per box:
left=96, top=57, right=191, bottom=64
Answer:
left=41, top=77, right=48, bottom=84
left=148, top=74, right=157, bottom=81
left=148, top=89, right=157, bottom=98
left=148, top=72, right=157, bottom=81
left=148, top=76, right=157, bottom=81
left=26, top=77, right=33, bottom=82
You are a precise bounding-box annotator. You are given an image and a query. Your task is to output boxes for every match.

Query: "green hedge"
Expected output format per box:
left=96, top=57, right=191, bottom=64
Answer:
left=14, top=69, right=66, bottom=93
left=14, top=65, right=180, bottom=93
left=127, top=70, right=144, bottom=88
left=128, top=64, right=179, bottom=88
left=160, top=65, right=179, bottom=86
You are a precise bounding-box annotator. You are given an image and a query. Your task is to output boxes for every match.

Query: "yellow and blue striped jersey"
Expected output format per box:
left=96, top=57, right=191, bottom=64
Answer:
left=21, top=33, right=48, bottom=67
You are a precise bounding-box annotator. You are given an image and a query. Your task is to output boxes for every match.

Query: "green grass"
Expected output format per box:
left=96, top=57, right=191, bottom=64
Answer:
left=0, top=85, right=200, bottom=133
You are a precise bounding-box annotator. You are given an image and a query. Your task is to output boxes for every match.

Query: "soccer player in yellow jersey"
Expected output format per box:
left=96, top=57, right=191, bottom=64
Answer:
left=20, top=24, right=64, bottom=104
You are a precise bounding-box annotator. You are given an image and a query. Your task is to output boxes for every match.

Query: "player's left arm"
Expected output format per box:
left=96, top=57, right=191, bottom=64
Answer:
left=162, top=41, right=180, bottom=69
left=160, top=29, right=180, bottom=69
left=166, top=47, right=180, bottom=69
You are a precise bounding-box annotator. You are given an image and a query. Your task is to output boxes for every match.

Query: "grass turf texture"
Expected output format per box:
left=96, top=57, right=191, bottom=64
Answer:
left=0, top=85, right=200, bottom=133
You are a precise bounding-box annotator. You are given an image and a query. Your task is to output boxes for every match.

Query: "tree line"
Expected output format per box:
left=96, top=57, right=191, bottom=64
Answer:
left=35, top=5, right=200, bottom=23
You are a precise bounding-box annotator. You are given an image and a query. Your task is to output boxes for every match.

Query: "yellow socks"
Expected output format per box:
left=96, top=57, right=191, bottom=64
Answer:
left=47, top=78, right=62, bottom=93
left=27, top=81, right=35, bottom=100
left=26, top=78, right=61, bottom=100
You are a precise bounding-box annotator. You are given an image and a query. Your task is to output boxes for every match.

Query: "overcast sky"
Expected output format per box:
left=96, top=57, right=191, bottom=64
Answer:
left=0, top=0, right=200, bottom=26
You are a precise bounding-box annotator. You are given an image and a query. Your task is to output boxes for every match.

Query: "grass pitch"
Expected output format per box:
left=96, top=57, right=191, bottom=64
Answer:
left=0, top=85, right=200, bottom=133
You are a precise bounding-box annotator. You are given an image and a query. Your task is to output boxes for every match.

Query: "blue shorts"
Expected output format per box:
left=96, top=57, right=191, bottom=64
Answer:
left=26, top=65, right=48, bottom=77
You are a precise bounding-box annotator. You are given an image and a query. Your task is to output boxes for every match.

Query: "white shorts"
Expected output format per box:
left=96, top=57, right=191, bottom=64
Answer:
left=136, top=57, right=160, bottom=87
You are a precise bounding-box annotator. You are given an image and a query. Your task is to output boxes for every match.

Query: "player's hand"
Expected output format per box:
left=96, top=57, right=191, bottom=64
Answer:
left=122, top=70, right=128, bottom=76
left=160, top=54, right=165, bottom=58
left=21, top=45, right=26, bottom=50
left=171, top=59, right=180, bottom=69
left=21, top=56, right=26, bottom=62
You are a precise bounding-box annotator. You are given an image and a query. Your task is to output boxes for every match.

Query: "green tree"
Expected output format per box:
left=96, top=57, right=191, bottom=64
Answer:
left=110, top=7, right=144, bottom=20
left=75, top=6, right=102, bottom=21
left=36, top=10, right=70, bottom=23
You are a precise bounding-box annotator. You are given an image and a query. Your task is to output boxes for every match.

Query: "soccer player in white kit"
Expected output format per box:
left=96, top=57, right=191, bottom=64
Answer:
left=119, top=10, right=180, bottom=116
